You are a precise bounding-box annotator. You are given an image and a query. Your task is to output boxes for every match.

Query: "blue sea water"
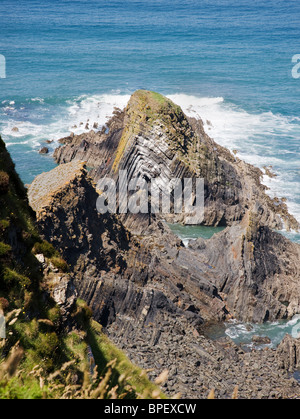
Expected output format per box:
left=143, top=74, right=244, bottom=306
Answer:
left=0, top=0, right=299, bottom=242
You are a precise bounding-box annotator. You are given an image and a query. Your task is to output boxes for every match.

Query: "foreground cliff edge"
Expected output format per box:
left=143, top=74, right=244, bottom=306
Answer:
left=0, top=136, right=165, bottom=399
left=23, top=91, right=300, bottom=398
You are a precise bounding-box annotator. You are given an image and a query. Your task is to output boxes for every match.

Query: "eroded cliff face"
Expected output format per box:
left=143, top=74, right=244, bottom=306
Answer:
left=50, top=91, right=300, bottom=324
left=54, top=90, right=299, bottom=232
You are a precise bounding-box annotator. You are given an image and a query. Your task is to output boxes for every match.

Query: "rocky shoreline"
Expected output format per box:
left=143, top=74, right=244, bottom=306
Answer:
left=27, top=90, right=300, bottom=398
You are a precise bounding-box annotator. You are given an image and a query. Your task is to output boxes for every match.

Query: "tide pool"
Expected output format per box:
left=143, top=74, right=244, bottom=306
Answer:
left=167, top=223, right=226, bottom=246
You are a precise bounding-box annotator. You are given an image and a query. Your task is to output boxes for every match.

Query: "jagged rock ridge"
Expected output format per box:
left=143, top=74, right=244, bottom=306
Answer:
left=189, top=211, right=300, bottom=322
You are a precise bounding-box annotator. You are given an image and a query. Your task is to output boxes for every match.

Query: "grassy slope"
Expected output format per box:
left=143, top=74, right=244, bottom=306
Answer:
left=0, top=136, right=163, bottom=399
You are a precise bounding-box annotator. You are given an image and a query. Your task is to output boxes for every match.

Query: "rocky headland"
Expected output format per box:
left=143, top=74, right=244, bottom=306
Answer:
left=27, top=90, right=300, bottom=399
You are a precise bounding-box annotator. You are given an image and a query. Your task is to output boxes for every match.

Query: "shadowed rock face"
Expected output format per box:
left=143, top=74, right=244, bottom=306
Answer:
left=27, top=162, right=227, bottom=327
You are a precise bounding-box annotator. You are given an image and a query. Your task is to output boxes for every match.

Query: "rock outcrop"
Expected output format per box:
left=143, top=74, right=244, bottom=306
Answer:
left=54, top=90, right=299, bottom=233
left=277, top=334, right=300, bottom=372
left=51, top=90, right=300, bottom=324
left=28, top=161, right=227, bottom=325
left=189, top=211, right=300, bottom=322
left=0, top=136, right=168, bottom=400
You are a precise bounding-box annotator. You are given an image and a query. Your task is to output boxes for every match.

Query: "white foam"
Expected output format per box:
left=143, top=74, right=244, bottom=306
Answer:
left=66, top=94, right=131, bottom=135
left=30, top=97, right=45, bottom=103
left=224, top=314, right=300, bottom=349
left=0, top=93, right=131, bottom=152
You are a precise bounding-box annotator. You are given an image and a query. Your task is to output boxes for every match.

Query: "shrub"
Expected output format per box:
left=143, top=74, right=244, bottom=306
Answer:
left=0, top=171, right=9, bottom=195
left=33, top=241, right=57, bottom=258
left=3, top=268, right=31, bottom=289
left=34, top=332, right=60, bottom=371
left=47, top=306, right=61, bottom=324
left=0, top=242, right=11, bottom=257
left=51, top=257, right=69, bottom=273
left=0, top=219, right=10, bottom=230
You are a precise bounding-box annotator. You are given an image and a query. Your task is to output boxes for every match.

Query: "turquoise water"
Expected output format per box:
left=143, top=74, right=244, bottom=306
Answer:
left=0, top=0, right=299, bottom=242
left=206, top=316, right=300, bottom=351
left=225, top=315, right=300, bottom=350
left=167, top=223, right=225, bottom=246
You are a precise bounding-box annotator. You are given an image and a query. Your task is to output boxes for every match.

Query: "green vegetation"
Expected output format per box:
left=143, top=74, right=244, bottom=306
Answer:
left=0, top=300, right=165, bottom=399
left=33, top=241, right=69, bottom=272
left=0, top=242, right=11, bottom=258
left=50, top=256, right=69, bottom=272
left=33, top=241, right=57, bottom=258
left=2, top=268, right=31, bottom=289
left=88, top=320, right=166, bottom=399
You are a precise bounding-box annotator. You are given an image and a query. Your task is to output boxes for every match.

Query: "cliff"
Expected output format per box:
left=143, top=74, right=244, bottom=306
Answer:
left=28, top=158, right=300, bottom=398
left=27, top=161, right=227, bottom=324
left=51, top=90, right=300, bottom=324
left=25, top=90, right=300, bottom=398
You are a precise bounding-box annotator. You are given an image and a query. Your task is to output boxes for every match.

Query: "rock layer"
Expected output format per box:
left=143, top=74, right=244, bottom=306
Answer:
left=28, top=161, right=227, bottom=324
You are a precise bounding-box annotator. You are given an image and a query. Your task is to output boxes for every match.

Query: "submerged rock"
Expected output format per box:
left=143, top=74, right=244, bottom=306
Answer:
left=39, top=146, right=49, bottom=154
left=252, top=335, right=272, bottom=345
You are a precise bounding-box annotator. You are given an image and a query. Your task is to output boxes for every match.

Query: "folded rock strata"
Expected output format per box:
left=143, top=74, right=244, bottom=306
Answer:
left=28, top=162, right=227, bottom=326
left=51, top=90, right=300, bottom=324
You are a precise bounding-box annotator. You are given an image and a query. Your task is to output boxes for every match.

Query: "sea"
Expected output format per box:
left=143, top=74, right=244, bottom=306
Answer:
left=0, top=0, right=300, bottom=345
